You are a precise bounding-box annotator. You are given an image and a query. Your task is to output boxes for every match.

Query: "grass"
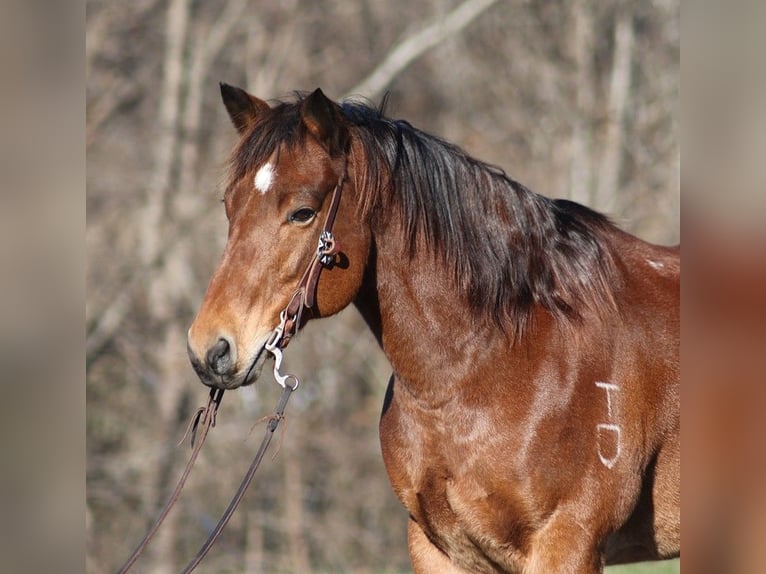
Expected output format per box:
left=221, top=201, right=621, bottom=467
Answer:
left=340, top=558, right=682, bottom=573
left=606, top=558, right=680, bottom=573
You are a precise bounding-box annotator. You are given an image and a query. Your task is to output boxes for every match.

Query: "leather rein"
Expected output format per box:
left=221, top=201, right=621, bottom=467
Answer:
left=117, top=168, right=345, bottom=573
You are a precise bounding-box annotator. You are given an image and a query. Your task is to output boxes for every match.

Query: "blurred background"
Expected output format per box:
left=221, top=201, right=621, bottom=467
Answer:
left=86, top=0, right=679, bottom=572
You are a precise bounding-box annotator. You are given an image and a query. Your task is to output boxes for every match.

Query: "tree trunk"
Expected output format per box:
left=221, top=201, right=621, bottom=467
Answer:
left=284, top=450, right=311, bottom=572
left=568, top=0, right=595, bottom=206
left=244, top=507, right=264, bottom=572
left=147, top=324, right=189, bottom=573
left=141, top=4, right=192, bottom=571
left=141, top=0, right=190, bottom=267
left=597, top=6, right=635, bottom=213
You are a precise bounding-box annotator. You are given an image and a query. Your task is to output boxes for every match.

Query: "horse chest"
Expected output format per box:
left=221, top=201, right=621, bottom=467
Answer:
left=380, top=389, right=530, bottom=571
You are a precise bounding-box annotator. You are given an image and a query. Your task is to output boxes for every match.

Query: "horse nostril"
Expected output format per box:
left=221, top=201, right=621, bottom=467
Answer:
left=206, top=337, right=233, bottom=376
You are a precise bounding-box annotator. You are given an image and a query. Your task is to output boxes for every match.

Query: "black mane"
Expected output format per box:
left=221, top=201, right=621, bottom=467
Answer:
left=340, top=99, right=618, bottom=334
left=229, top=94, right=619, bottom=335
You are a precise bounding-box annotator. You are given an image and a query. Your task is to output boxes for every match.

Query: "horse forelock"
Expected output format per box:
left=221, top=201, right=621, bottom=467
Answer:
left=225, top=98, right=305, bottom=192
left=226, top=93, right=620, bottom=336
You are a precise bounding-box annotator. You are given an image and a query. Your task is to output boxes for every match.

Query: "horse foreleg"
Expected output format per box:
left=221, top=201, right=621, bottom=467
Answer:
left=408, top=518, right=473, bottom=574
left=524, top=511, right=604, bottom=574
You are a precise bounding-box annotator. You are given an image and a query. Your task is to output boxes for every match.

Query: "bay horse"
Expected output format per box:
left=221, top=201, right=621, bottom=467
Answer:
left=187, top=84, right=680, bottom=573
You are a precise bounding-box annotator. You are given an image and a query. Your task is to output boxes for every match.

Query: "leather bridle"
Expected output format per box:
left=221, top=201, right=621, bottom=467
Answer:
left=267, top=165, right=345, bottom=355
left=117, top=166, right=346, bottom=573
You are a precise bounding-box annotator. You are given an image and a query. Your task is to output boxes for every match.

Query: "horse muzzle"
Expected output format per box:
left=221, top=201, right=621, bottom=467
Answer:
left=187, top=334, right=269, bottom=389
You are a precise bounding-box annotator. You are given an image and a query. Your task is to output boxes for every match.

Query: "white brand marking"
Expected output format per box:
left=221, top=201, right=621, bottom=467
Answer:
left=595, top=381, right=619, bottom=419
left=595, top=381, right=621, bottom=469
left=596, top=424, right=622, bottom=469
left=254, top=163, right=275, bottom=194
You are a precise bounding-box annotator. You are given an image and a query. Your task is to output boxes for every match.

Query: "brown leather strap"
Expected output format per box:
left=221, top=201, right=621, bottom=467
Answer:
left=278, top=169, right=345, bottom=349
left=321, top=169, right=345, bottom=240
left=180, top=384, right=294, bottom=573
left=116, top=388, right=224, bottom=574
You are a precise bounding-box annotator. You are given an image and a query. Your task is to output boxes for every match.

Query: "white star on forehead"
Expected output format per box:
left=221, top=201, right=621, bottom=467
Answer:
left=254, top=163, right=275, bottom=194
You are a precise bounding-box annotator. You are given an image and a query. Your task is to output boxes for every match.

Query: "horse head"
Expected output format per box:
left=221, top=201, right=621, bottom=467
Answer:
left=187, top=85, right=370, bottom=389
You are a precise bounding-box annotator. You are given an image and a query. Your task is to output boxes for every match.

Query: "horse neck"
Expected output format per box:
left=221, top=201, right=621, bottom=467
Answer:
left=353, top=224, right=511, bottom=404
left=347, top=136, right=619, bottom=400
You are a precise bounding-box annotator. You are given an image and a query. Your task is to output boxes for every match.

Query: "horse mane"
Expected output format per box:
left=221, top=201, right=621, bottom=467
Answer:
left=341, top=99, right=619, bottom=335
left=228, top=93, right=619, bottom=336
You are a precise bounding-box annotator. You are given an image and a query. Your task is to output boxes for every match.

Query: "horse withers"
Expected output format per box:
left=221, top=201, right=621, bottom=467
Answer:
left=187, top=84, right=680, bottom=573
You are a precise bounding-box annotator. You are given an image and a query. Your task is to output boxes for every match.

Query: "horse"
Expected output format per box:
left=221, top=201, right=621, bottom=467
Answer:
left=187, top=84, right=680, bottom=573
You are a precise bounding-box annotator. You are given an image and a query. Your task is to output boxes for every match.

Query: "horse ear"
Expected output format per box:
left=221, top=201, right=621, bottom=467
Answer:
left=220, top=82, right=269, bottom=134
left=300, top=88, right=349, bottom=157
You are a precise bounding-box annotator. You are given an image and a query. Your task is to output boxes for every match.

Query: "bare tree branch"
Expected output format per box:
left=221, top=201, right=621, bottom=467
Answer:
left=86, top=0, right=160, bottom=148
left=177, top=0, right=251, bottom=214
left=86, top=78, right=136, bottom=148
left=345, top=0, right=501, bottom=100
left=246, top=0, right=299, bottom=96
left=86, top=287, right=132, bottom=358
left=86, top=5, right=112, bottom=80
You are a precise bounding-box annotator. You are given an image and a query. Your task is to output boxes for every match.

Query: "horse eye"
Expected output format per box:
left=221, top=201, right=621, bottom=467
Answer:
left=289, top=207, right=317, bottom=224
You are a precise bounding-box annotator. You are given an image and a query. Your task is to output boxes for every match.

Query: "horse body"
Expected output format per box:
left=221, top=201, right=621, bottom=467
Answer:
left=356, top=218, right=679, bottom=573
left=187, top=85, right=680, bottom=573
